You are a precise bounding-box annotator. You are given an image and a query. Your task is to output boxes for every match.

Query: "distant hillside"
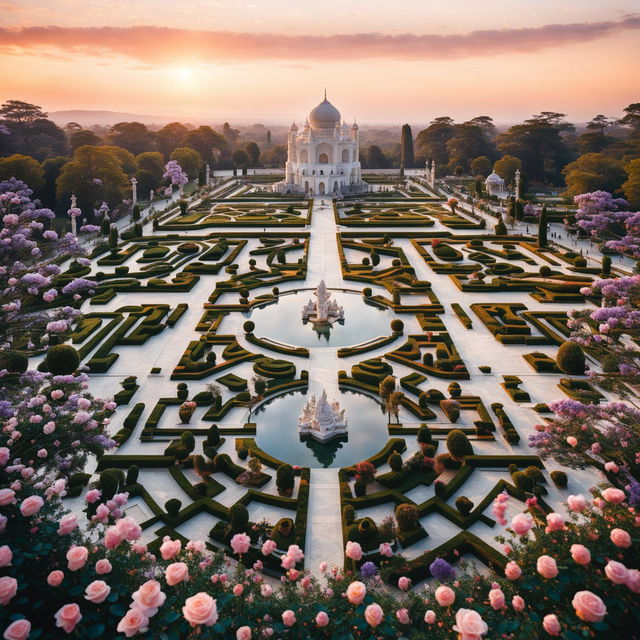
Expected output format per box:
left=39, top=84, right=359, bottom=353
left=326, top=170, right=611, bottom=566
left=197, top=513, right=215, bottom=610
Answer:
left=48, top=110, right=176, bottom=127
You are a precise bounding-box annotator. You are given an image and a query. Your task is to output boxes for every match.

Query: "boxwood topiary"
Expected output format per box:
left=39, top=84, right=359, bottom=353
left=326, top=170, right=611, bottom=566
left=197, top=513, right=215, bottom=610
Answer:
left=395, top=503, right=419, bottom=532
left=357, top=517, right=378, bottom=541
left=276, top=463, right=295, bottom=493
left=417, top=424, right=432, bottom=444
left=556, top=341, right=585, bottom=375
left=550, top=470, right=568, bottom=487
left=125, top=465, right=139, bottom=486
left=363, top=287, right=372, bottom=297
left=243, top=321, right=255, bottom=334
left=455, top=496, right=474, bottom=516
left=206, top=424, right=221, bottom=448
left=388, top=452, right=403, bottom=472
left=165, top=498, right=182, bottom=517
left=390, top=319, right=404, bottom=333
left=0, top=350, right=28, bottom=373
left=46, top=344, right=80, bottom=375
left=229, top=503, right=249, bottom=532
left=342, top=504, right=355, bottom=526
left=446, top=429, right=473, bottom=459
left=512, top=471, right=533, bottom=492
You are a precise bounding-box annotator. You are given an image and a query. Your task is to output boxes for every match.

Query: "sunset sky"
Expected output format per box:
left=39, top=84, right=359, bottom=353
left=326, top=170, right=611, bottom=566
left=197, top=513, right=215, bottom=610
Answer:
left=0, top=0, right=639, bottom=124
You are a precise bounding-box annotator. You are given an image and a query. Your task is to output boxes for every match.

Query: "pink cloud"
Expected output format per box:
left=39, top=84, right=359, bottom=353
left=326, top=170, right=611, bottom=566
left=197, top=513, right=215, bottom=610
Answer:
left=0, top=17, right=638, bottom=65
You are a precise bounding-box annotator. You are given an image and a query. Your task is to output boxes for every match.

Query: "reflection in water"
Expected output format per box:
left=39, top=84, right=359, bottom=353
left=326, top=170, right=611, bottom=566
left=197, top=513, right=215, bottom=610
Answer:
left=255, top=390, right=387, bottom=469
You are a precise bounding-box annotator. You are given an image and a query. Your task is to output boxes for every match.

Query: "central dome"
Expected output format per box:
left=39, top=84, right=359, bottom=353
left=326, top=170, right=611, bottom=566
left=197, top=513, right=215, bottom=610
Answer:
left=308, top=95, right=341, bottom=129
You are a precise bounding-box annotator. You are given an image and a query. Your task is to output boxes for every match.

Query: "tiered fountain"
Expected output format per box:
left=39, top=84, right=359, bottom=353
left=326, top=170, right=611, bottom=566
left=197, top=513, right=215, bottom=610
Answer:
left=301, top=280, right=344, bottom=326
left=298, top=389, right=348, bottom=442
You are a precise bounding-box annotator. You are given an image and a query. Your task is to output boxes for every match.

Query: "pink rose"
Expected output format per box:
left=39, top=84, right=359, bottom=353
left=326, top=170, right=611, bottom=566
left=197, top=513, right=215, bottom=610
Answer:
left=397, top=576, right=411, bottom=592
left=345, top=541, right=363, bottom=561
left=346, top=581, right=366, bottom=605
left=379, top=542, right=393, bottom=557
left=364, top=603, right=384, bottom=628
left=570, top=544, right=591, bottom=565
left=536, top=555, right=558, bottom=579
left=131, top=580, right=166, bottom=616
left=542, top=613, right=561, bottom=636
left=566, top=436, right=578, bottom=447
left=233, top=584, right=244, bottom=596
left=19, top=495, right=43, bottom=517
left=260, top=584, right=272, bottom=598
left=115, top=517, right=141, bottom=541
left=452, top=608, right=488, bottom=640
left=66, top=545, right=89, bottom=571
left=610, top=528, right=632, bottom=548
left=319, top=561, right=328, bottom=572
left=511, top=513, right=533, bottom=536
left=0, top=448, right=9, bottom=466
left=396, top=608, right=410, bottom=624
left=261, top=540, right=277, bottom=556
left=572, top=590, right=607, bottom=622
left=85, top=489, right=101, bottom=504
left=315, top=611, right=329, bottom=627
left=104, top=526, right=123, bottom=550
left=165, top=562, right=189, bottom=586
left=604, top=560, right=628, bottom=585
left=0, top=489, right=16, bottom=506
left=230, top=533, right=251, bottom=555
left=601, top=488, right=625, bottom=504
left=280, top=555, right=295, bottom=570
left=47, top=570, right=64, bottom=587
left=51, top=389, right=64, bottom=400
left=567, top=494, right=587, bottom=512
left=626, top=569, right=640, bottom=593
left=489, top=587, right=505, bottom=610
left=117, top=608, right=149, bottom=638
left=435, top=585, right=456, bottom=607
left=57, top=514, right=79, bottom=536
left=0, top=577, right=17, bottom=605
left=182, top=593, right=218, bottom=627
left=545, top=512, right=564, bottom=531
left=604, top=461, right=619, bottom=473
left=55, top=603, right=82, bottom=633
left=2, top=619, right=31, bottom=640
left=512, top=595, right=525, bottom=612
left=282, top=610, right=296, bottom=627
left=84, top=579, right=111, bottom=604
left=95, top=559, right=112, bottom=575
left=159, top=537, right=181, bottom=560
left=424, top=610, right=436, bottom=624
left=236, top=626, right=252, bottom=640
left=504, top=561, right=522, bottom=580
left=0, top=546, right=12, bottom=568
left=286, top=544, right=304, bottom=563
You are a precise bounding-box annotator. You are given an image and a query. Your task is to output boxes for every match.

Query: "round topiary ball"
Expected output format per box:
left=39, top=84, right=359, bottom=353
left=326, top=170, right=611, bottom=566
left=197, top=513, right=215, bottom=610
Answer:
left=556, top=341, right=585, bottom=375
left=243, top=320, right=255, bottom=334
left=390, top=319, right=404, bottom=333
left=388, top=451, right=403, bottom=472
left=362, top=287, right=372, bottom=297
left=446, top=429, right=473, bottom=460
left=0, top=350, right=28, bottom=374
left=46, top=344, right=80, bottom=375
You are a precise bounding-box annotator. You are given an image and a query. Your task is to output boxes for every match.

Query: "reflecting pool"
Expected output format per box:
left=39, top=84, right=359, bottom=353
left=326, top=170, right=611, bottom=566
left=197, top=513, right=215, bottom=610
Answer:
left=254, top=390, right=389, bottom=468
left=250, top=290, right=393, bottom=348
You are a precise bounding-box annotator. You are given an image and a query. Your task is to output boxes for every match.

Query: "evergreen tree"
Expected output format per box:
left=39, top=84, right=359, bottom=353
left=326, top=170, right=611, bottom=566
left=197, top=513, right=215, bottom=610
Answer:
left=108, top=225, right=119, bottom=250
left=538, top=205, right=548, bottom=247
left=132, top=205, right=140, bottom=222
left=266, top=130, right=272, bottom=147
left=400, top=124, right=414, bottom=169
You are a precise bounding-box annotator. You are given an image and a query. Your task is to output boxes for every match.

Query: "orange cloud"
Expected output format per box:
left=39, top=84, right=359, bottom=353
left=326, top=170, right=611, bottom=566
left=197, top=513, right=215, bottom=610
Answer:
left=0, top=17, right=639, bottom=65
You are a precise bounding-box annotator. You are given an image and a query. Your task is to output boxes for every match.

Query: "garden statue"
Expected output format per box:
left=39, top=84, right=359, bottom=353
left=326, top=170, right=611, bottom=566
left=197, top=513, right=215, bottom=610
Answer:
left=298, top=389, right=348, bottom=442
left=301, top=280, right=344, bottom=325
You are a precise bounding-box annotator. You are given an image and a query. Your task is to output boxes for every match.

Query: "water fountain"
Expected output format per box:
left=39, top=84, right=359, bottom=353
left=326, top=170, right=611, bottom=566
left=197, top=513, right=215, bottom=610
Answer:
left=298, top=389, right=348, bottom=442
left=301, top=280, right=344, bottom=325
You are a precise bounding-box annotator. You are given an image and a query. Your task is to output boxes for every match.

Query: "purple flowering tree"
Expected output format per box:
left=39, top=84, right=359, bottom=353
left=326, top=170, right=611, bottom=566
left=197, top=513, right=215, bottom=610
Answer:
left=568, top=275, right=640, bottom=395
left=163, top=160, right=188, bottom=193
left=0, top=178, right=95, bottom=348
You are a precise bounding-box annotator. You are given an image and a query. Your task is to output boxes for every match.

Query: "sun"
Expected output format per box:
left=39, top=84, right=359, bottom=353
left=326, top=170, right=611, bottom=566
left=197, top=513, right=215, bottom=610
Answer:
left=168, top=66, right=194, bottom=81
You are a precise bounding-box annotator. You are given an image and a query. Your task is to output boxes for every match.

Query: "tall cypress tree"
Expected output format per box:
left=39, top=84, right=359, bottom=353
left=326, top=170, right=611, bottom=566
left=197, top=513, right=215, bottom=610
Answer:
left=400, top=124, right=414, bottom=169
left=538, top=204, right=548, bottom=247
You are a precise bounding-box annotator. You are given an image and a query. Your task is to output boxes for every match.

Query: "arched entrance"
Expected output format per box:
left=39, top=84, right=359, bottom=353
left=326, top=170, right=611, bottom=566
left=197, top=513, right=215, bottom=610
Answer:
left=304, top=181, right=310, bottom=193
left=333, top=181, right=339, bottom=192
left=318, top=153, right=329, bottom=164
left=318, top=182, right=325, bottom=195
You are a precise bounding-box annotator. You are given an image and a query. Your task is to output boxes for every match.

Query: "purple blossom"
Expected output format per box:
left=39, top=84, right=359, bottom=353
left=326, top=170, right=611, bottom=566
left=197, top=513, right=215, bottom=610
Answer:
left=163, top=160, right=188, bottom=187
left=61, top=278, right=97, bottom=295
left=429, top=558, right=456, bottom=581
left=360, top=562, right=378, bottom=579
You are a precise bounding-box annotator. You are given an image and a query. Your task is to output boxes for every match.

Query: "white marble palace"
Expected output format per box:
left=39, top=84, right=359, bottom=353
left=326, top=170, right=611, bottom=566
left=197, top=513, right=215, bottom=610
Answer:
left=274, top=93, right=368, bottom=196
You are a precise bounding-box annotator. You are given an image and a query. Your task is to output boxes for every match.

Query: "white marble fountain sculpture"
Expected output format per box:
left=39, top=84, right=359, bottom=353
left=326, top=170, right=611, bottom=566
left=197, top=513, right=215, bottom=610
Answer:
left=301, top=280, right=344, bottom=324
left=298, top=389, right=348, bottom=442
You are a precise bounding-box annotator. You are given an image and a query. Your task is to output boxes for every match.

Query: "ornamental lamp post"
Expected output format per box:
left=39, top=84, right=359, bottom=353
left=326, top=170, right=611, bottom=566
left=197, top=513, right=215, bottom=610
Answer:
left=515, top=169, right=521, bottom=202
left=69, top=194, right=78, bottom=237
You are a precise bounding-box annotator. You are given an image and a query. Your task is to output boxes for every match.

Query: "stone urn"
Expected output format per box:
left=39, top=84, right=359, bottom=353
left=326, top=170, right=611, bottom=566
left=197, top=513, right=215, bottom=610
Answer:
left=179, top=401, right=196, bottom=424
